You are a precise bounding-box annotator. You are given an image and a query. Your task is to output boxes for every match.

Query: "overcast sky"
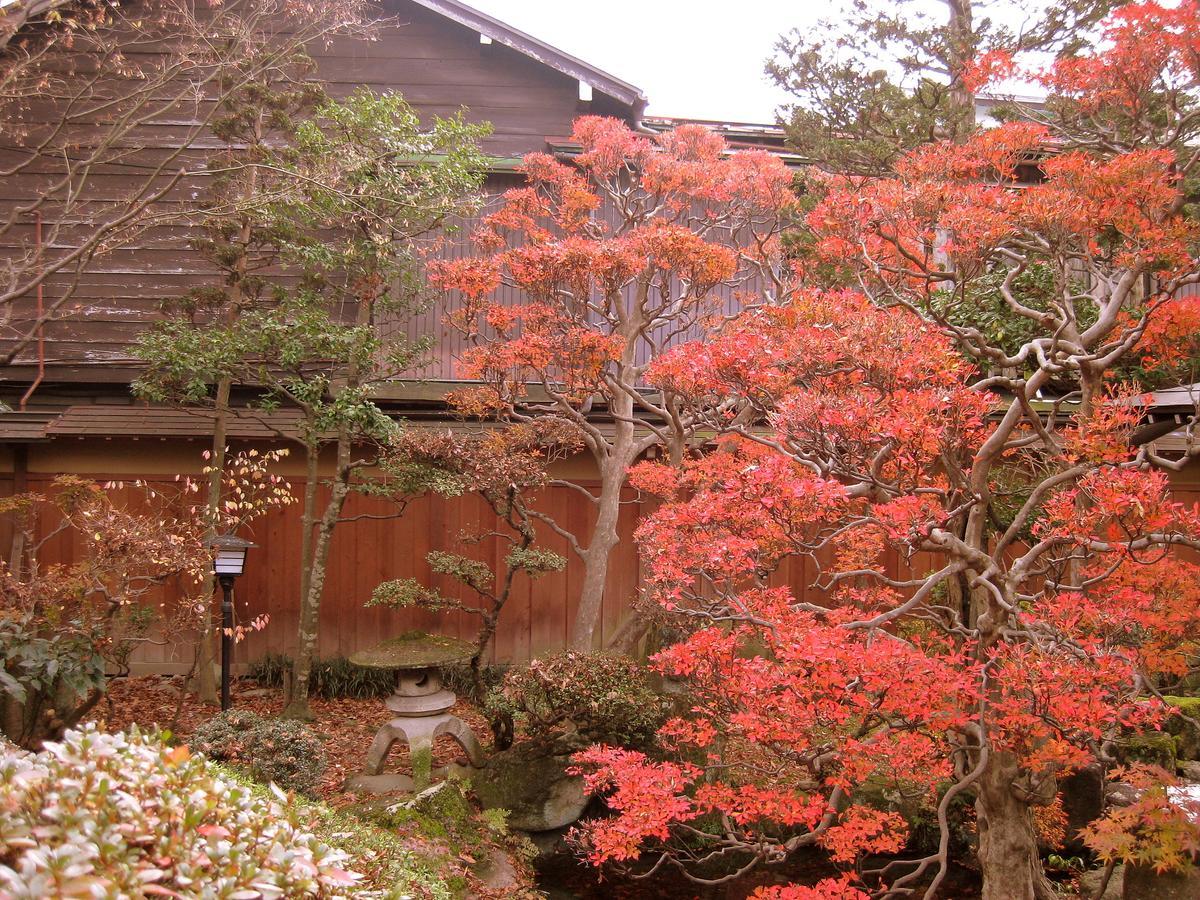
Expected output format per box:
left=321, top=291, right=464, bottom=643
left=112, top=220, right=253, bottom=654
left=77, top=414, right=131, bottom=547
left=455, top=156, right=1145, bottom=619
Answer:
left=466, top=1, right=817, bottom=123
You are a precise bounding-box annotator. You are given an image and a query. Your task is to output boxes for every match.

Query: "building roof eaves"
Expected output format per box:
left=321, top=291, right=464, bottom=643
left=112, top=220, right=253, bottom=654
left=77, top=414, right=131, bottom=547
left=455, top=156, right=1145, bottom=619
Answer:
left=408, top=0, right=647, bottom=112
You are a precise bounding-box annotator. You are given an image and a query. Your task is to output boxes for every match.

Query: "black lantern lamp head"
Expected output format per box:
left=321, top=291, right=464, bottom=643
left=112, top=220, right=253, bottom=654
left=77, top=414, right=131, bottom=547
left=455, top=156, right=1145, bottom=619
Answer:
left=208, top=533, right=255, bottom=588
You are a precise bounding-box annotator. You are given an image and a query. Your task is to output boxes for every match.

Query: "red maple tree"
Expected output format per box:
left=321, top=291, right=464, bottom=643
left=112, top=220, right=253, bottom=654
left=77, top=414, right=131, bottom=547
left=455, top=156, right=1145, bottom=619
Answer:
left=431, top=117, right=796, bottom=649
left=571, top=4, right=1200, bottom=898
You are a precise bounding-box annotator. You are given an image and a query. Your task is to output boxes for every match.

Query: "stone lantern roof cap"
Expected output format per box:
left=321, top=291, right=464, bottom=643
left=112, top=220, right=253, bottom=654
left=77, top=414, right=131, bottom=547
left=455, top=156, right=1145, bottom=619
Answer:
left=350, top=631, right=476, bottom=669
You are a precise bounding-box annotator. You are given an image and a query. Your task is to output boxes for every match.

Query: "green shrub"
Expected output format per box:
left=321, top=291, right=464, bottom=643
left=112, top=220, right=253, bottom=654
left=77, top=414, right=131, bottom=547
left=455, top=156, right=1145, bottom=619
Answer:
left=190, top=709, right=326, bottom=795
left=248, top=652, right=395, bottom=699
left=441, top=661, right=507, bottom=701
left=0, top=725, right=361, bottom=897
left=488, top=651, right=666, bottom=748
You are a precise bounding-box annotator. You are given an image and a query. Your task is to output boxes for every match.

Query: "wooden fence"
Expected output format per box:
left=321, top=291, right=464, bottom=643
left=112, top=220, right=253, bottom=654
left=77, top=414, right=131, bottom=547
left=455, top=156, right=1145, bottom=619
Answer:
left=4, top=472, right=1199, bottom=673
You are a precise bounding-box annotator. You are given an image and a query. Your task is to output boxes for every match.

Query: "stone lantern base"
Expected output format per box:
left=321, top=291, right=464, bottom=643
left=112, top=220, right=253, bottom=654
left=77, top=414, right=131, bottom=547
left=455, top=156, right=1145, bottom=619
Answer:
left=346, top=663, right=485, bottom=793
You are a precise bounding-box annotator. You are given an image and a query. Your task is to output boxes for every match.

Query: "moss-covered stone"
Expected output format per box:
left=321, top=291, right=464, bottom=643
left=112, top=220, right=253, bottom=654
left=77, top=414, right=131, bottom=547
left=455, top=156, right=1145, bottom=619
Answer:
left=473, top=740, right=588, bottom=832
left=350, top=631, right=476, bottom=670
left=1120, top=732, right=1178, bottom=771
left=410, top=743, right=435, bottom=791
left=1163, top=696, right=1200, bottom=762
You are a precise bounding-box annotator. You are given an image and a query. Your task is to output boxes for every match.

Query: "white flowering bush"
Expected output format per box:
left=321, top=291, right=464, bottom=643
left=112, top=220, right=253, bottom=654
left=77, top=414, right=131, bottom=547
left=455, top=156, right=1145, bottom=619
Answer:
left=0, top=725, right=363, bottom=898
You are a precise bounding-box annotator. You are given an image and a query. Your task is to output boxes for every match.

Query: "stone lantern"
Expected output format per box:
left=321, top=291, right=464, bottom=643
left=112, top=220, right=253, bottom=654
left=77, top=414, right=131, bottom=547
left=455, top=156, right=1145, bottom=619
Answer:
left=345, top=631, right=486, bottom=793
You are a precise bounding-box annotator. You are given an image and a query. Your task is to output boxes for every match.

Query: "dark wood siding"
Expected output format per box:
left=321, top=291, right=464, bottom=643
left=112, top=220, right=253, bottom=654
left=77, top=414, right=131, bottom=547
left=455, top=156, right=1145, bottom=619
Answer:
left=0, top=0, right=618, bottom=382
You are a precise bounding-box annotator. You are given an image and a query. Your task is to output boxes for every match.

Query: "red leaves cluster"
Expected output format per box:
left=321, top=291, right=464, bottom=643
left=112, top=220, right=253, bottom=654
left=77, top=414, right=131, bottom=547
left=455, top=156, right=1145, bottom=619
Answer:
left=1035, top=1, right=1200, bottom=115
left=753, top=881, right=870, bottom=900
left=521, top=7, right=1200, bottom=890
left=576, top=292, right=1198, bottom=887
left=1138, top=294, right=1200, bottom=374
left=570, top=747, right=700, bottom=862
left=812, top=125, right=1194, bottom=289
left=571, top=598, right=970, bottom=865
left=578, top=301, right=1199, bottom=893
left=430, top=116, right=794, bottom=411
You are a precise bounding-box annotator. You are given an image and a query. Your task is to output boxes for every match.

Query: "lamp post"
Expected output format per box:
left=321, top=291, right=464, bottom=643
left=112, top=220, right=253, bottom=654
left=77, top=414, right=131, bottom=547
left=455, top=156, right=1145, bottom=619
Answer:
left=207, top=534, right=255, bottom=711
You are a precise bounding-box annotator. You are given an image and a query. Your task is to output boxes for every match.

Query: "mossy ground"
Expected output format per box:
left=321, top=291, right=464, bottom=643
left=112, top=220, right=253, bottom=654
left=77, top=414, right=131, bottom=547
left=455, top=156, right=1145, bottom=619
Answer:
left=345, top=776, right=539, bottom=898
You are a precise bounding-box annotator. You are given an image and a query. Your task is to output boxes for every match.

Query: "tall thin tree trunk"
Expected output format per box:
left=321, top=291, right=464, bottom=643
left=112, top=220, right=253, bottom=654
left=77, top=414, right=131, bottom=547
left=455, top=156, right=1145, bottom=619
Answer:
left=285, top=255, right=376, bottom=719
left=284, top=431, right=353, bottom=720
left=570, top=457, right=626, bottom=650
left=284, top=441, right=321, bottom=708
left=976, top=752, right=1057, bottom=900
left=194, top=377, right=231, bottom=705
left=198, top=133, right=256, bottom=704
left=947, top=0, right=977, bottom=136
left=569, top=328, right=645, bottom=651
left=299, top=446, right=319, bottom=618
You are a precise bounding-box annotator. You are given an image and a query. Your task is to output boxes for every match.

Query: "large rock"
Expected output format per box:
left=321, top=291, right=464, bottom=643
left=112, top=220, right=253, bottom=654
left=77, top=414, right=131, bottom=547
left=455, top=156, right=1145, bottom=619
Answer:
left=1079, top=864, right=1123, bottom=900
left=1060, top=765, right=1105, bottom=853
left=472, top=741, right=587, bottom=832
left=1164, top=697, right=1200, bottom=762
left=1178, top=761, right=1200, bottom=782
left=472, top=847, right=519, bottom=893
left=1123, top=863, right=1200, bottom=899
left=1107, top=780, right=1141, bottom=808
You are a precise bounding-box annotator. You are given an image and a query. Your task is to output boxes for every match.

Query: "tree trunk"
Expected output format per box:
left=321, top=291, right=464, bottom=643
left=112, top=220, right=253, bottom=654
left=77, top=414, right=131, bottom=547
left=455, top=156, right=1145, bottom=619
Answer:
left=197, top=148, right=254, bottom=703
left=605, top=613, right=649, bottom=655
left=285, top=246, right=375, bottom=716
left=976, top=752, right=1057, bottom=900
left=947, top=0, right=977, bottom=137
left=570, top=461, right=624, bottom=650
left=284, top=443, right=320, bottom=707
left=194, top=376, right=231, bottom=705
left=283, top=433, right=352, bottom=721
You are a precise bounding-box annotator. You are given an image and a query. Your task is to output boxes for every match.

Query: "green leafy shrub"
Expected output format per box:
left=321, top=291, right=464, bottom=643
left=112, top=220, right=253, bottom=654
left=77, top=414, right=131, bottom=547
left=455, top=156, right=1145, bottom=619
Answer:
left=190, top=709, right=326, bottom=795
left=248, top=652, right=395, bottom=699
left=0, top=725, right=361, bottom=897
left=441, top=661, right=506, bottom=701
left=489, top=651, right=666, bottom=748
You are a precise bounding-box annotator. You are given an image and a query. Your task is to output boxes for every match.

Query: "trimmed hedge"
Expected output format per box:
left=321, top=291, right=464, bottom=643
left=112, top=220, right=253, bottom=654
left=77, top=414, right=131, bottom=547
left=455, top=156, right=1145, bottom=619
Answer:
left=190, top=709, right=327, bottom=795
